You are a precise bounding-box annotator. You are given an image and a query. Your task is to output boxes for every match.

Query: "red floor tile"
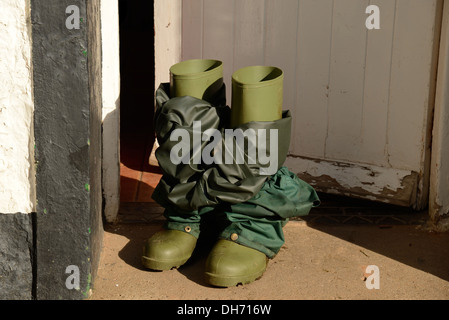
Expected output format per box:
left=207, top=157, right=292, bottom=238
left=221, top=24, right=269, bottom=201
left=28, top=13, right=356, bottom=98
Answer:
left=136, top=170, right=162, bottom=202
left=120, top=128, right=161, bottom=203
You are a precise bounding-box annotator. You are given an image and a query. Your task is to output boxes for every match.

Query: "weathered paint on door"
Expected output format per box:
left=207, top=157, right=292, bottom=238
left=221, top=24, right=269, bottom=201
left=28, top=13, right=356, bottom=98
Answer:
left=181, top=0, right=443, bottom=209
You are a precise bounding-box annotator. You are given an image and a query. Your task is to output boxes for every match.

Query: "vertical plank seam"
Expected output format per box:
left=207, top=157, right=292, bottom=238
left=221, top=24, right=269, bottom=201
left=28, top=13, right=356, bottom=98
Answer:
left=201, top=0, right=204, bottom=59
left=181, top=0, right=184, bottom=60
left=360, top=0, right=371, bottom=141
left=292, top=0, right=301, bottom=152
left=232, top=0, right=236, bottom=73
left=324, top=0, right=336, bottom=158
left=263, top=0, right=267, bottom=65
left=385, top=0, right=398, bottom=168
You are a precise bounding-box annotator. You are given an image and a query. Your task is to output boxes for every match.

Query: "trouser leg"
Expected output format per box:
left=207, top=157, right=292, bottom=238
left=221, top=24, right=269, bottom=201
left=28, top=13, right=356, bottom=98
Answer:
left=217, top=166, right=320, bottom=258
left=218, top=210, right=286, bottom=259
left=163, top=206, right=202, bottom=239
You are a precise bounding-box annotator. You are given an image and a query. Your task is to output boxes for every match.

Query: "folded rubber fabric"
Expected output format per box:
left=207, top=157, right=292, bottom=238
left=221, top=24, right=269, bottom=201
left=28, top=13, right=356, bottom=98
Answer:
left=152, top=83, right=320, bottom=257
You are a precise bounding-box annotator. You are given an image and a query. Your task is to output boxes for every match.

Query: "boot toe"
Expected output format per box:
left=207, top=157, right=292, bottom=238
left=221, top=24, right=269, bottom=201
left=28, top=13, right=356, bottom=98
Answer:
left=205, top=240, right=268, bottom=287
left=142, top=230, right=197, bottom=271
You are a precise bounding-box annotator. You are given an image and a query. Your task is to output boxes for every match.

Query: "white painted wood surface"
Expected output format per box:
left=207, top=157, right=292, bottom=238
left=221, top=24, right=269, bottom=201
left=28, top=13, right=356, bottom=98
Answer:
left=181, top=0, right=443, bottom=208
left=149, top=0, right=183, bottom=168
left=155, top=0, right=182, bottom=90
left=430, top=0, right=449, bottom=228
left=101, top=0, right=121, bottom=223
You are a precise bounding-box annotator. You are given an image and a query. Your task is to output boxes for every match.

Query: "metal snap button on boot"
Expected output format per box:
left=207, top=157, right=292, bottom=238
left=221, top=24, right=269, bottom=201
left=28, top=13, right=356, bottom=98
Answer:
left=230, top=233, right=239, bottom=241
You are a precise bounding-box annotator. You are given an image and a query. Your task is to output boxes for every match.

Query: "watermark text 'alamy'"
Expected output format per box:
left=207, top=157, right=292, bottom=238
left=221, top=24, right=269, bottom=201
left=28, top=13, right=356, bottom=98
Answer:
left=170, top=121, right=278, bottom=175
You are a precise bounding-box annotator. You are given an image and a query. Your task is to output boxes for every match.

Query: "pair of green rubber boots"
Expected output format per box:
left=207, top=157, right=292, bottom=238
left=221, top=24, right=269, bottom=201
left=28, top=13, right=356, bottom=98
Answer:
left=169, top=59, right=284, bottom=127
left=141, top=59, right=283, bottom=286
left=142, top=230, right=268, bottom=287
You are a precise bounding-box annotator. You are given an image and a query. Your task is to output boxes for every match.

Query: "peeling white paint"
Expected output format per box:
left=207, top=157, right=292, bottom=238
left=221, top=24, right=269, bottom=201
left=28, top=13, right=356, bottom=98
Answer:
left=285, top=155, right=415, bottom=206
left=0, top=0, right=35, bottom=213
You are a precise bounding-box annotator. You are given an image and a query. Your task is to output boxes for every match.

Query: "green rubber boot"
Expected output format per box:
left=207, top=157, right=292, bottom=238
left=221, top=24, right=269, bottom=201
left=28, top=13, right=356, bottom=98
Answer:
left=204, top=239, right=268, bottom=287
left=230, top=66, right=283, bottom=128
left=170, top=59, right=223, bottom=102
left=142, top=230, right=197, bottom=271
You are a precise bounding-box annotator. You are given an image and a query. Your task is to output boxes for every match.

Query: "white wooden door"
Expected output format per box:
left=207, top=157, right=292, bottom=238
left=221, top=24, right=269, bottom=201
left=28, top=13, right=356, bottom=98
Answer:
left=181, top=0, right=443, bottom=209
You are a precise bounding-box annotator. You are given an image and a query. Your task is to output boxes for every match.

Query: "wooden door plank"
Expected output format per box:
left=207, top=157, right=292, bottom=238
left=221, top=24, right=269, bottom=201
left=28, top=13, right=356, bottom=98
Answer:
left=265, top=0, right=299, bottom=114
left=203, top=0, right=235, bottom=101
left=293, top=0, right=334, bottom=158
left=182, top=0, right=204, bottom=60
left=325, top=0, right=369, bottom=162
left=357, top=0, right=396, bottom=167
left=233, top=0, right=265, bottom=70
left=387, top=0, right=440, bottom=172
left=430, top=0, right=449, bottom=226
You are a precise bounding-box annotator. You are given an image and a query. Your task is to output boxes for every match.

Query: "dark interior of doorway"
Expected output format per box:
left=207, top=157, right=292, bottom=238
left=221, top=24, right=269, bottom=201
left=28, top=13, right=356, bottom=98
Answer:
left=119, top=0, right=162, bottom=205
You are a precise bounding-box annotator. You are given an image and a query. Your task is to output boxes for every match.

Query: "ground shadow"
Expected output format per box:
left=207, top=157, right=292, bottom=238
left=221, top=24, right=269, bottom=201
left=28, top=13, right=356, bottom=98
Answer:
left=105, top=214, right=226, bottom=287
left=306, top=222, right=449, bottom=282
left=301, top=193, right=449, bottom=282
left=119, top=176, right=157, bottom=203
left=111, top=223, right=162, bottom=272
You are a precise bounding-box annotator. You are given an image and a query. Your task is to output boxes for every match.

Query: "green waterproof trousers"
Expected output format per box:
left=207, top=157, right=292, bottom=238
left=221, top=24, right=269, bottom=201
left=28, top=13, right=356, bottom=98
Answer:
left=152, top=83, right=320, bottom=258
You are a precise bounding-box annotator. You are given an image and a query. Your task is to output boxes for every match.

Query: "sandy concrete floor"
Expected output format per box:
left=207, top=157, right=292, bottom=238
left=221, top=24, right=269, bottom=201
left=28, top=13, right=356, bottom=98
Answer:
left=89, top=219, right=449, bottom=300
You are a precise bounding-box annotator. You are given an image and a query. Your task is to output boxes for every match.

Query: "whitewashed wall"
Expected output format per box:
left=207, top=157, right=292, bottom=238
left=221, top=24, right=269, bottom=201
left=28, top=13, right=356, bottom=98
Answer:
left=101, top=0, right=121, bottom=222
left=182, top=0, right=442, bottom=208
left=0, top=0, right=35, bottom=214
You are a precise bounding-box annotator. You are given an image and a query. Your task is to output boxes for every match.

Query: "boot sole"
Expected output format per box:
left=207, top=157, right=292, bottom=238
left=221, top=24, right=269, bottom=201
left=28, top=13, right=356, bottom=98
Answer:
left=204, top=267, right=266, bottom=288
left=141, top=255, right=190, bottom=271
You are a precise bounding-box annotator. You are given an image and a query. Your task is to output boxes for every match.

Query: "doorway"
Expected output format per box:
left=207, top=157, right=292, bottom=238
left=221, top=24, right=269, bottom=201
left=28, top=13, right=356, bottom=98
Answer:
left=118, top=0, right=162, bottom=208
